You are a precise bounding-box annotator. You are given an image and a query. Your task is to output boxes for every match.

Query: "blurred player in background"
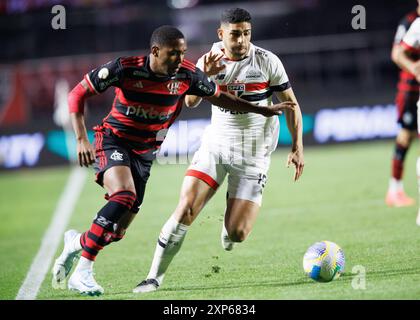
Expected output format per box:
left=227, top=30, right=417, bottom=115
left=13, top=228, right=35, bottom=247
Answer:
left=133, top=8, right=304, bottom=293
left=50, top=25, right=295, bottom=296
left=386, top=4, right=420, bottom=208
left=394, top=15, right=420, bottom=224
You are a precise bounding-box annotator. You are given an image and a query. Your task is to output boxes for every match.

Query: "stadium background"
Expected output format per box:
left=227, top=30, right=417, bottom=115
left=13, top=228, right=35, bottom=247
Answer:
left=0, top=0, right=410, bottom=169
left=2, top=0, right=420, bottom=301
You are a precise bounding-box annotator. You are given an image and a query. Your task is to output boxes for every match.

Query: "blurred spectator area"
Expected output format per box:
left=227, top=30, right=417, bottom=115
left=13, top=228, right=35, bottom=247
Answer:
left=0, top=0, right=416, bottom=129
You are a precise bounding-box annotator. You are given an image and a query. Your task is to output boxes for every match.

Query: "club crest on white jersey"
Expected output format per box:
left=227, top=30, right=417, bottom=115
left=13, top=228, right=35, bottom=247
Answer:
left=227, top=83, right=245, bottom=97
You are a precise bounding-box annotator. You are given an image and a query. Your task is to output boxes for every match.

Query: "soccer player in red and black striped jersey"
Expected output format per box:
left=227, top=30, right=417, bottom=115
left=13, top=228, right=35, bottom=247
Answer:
left=386, top=5, right=420, bottom=207
left=393, top=13, right=420, bottom=223
left=51, top=25, right=295, bottom=296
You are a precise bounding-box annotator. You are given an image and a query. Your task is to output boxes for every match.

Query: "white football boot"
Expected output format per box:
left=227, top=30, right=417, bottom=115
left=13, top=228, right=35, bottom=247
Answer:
left=68, top=268, right=104, bottom=296
left=132, top=278, right=160, bottom=293
left=221, top=224, right=235, bottom=251
left=52, top=230, right=81, bottom=289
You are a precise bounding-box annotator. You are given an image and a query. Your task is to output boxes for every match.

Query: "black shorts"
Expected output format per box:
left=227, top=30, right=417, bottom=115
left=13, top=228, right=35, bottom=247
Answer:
left=396, top=91, right=418, bottom=131
left=93, top=128, right=154, bottom=213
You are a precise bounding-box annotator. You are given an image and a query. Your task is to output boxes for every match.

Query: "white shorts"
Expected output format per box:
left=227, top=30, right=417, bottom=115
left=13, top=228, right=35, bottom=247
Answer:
left=186, top=143, right=272, bottom=206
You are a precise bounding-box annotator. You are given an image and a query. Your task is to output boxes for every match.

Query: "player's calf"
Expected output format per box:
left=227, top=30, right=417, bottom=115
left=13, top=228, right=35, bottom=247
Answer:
left=221, top=224, right=252, bottom=251
left=225, top=223, right=252, bottom=242
left=173, top=196, right=199, bottom=225
left=81, top=190, right=136, bottom=261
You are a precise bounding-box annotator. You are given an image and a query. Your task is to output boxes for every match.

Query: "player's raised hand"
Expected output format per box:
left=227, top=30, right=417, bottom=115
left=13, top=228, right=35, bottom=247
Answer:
left=259, top=101, right=296, bottom=117
left=77, top=138, right=96, bottom=167
left=286, top=149, right=304, bottom=181
left=203, top=51, right=226, bottom=76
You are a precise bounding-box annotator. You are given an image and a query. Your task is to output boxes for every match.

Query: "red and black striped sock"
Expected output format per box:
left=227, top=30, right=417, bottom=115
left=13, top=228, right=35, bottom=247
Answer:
left=80, top=190, right=136, bottom=261
left=392, top=143, right=408, bottom=180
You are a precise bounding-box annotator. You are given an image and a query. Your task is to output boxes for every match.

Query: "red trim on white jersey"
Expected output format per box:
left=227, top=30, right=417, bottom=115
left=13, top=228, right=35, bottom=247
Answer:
left=185, top=169, right=219, bottom=190
left=401, top=40, right=420, bottom=53
left=212, top=83, right=221, bottom=97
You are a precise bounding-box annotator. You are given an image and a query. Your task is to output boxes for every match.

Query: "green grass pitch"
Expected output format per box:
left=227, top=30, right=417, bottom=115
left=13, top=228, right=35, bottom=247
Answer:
left=1, top=141, right=420, bottom=300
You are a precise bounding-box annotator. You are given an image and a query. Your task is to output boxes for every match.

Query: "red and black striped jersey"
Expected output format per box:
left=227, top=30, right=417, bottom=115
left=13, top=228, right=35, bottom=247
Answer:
left=394, top=11, right=419, bottom=95
left=84, top=55, right=220, bottom=155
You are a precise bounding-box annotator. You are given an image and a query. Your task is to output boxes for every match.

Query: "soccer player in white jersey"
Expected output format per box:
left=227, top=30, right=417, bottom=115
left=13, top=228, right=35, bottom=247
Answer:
left=133, top=8, right=304, bottom=293
left=395, top=17, right=420, bottom=224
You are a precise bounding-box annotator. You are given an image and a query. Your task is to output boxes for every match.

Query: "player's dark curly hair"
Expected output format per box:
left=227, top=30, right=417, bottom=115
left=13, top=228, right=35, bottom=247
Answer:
left=220, top=8, right=252, bottom=24
left=150, top=25, right=185, bottom=47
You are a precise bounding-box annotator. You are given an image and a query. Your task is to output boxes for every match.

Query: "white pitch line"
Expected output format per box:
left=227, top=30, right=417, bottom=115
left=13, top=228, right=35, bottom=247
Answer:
left=16, top=166, right=87, bottom=300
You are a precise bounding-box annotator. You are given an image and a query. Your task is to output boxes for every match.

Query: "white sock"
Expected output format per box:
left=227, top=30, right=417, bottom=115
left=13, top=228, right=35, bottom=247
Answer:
left=74, top=256, right=93, bottom=272
left=389, top=177, right=403, bottom=193
left=146, top=216, right=189, bottom=285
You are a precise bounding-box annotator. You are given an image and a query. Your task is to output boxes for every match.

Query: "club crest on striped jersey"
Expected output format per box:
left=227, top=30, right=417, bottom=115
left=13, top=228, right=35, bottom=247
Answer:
left=110, top=150, right=123, bottom=161
left=227, top=83, right=245, bottom=97
left=167, top=80, right=181, bottom=95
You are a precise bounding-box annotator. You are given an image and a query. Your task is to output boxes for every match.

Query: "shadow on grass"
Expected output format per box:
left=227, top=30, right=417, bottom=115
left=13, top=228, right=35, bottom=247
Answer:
left=45, top=266, right=420, bottom=299
left=159, top=279, right=310, bottom=293
left=144, top=265, right=420, bottom=294
left=345, top=266, right=420, bottom=279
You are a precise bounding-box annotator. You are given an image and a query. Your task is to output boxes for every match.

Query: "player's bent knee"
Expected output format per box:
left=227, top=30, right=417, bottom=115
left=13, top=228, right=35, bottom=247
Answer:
left=397, top=129, right=415, bottom=147
left=105, top=190, right=138, bottom=212
left=109, top=187, right=136, bottom=198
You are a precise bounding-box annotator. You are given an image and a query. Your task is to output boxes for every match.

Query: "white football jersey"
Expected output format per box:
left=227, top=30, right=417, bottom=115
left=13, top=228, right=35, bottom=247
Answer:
left=402, top=17, right=420, bottom=50
left=197, top=41, right=290, bottom=156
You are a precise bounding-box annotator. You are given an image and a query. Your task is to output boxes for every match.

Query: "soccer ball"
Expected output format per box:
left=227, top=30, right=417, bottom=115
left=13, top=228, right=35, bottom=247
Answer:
left=303, top=240, right=345, bottom=282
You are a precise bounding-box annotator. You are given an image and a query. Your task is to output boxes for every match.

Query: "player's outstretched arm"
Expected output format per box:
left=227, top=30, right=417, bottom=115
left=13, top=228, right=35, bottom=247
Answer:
left=185, top=52, right=227, bottom=108
left=68, top=79, right=96, bottom=167
left=184, top=95, right=202, bottom=108
left=276, top=88, right=304, bottom=181
left=205, top=91, right=296, bottom=117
